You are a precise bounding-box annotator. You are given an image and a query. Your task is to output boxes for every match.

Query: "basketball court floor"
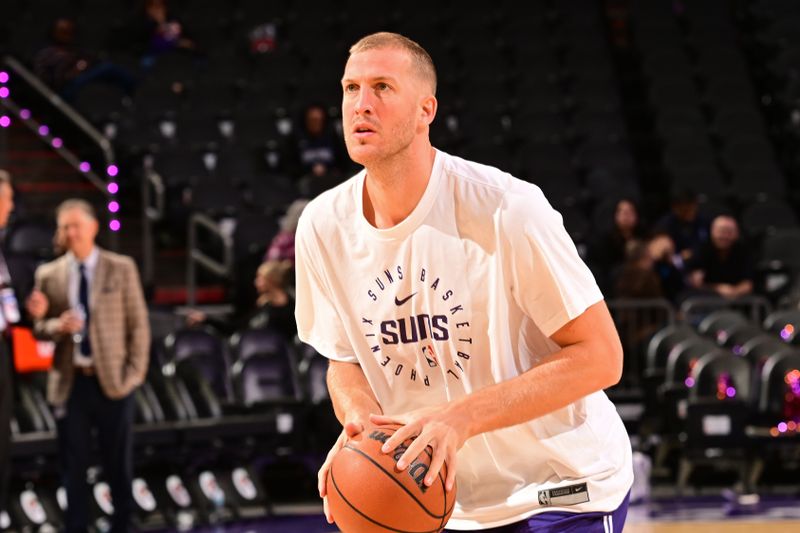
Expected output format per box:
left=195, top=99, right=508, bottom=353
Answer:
left=176, top=497, right=800, bottom=532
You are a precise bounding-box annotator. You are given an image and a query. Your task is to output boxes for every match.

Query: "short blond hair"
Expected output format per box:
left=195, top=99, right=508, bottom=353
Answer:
left=349, top=32, right=437, bottom=95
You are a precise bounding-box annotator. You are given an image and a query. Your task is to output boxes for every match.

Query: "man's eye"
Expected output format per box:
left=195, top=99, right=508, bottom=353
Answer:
left=345, top=84, right=358, bottom=92
left=376, top=83, right=389, bottom=91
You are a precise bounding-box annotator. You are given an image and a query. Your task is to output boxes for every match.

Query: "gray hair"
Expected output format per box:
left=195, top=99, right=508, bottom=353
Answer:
left=56, top=198, right=96, bottom=221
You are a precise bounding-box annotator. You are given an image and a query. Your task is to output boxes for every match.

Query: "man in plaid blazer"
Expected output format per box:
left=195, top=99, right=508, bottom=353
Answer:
left=34, top=199, right=149, bottom=533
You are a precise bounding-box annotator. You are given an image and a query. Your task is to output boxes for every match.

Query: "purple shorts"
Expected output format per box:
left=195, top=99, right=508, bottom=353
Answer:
left=445, top=491, right=630, bottom=533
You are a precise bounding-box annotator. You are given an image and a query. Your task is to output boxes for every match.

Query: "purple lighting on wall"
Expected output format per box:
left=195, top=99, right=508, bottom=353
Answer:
left=107, top=182, right=119, bottom=194
left=38, top=125, right=49, bottom=136
left=109, top=219, right=121, bottom=231
left=0, top=87, right=8, bottom=98
left=79, top=161, right=91, bottom=173
left=108, top=201, right=120, bottom=213
left=0, top=116, right=10, bottom=128
left=19, top=109, right=30, bottom=120
left=51, top=137, right=63, bottom=148
left=106, top=164, right=118, bottom=177
left=0, top=71, right=8, bottom=83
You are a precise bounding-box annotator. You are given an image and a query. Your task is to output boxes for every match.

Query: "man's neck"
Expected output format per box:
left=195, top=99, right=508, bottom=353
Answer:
left=363, top=144, right=436, bottom=229
left=72, top=246, right=95, bottom=262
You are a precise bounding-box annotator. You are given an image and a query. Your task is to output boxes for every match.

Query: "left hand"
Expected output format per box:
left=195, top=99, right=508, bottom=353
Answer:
left=370, top=405, right=468, bottom=493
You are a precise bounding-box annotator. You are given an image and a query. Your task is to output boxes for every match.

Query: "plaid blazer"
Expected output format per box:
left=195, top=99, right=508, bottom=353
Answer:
left=33, top=248, right=150, bottom=406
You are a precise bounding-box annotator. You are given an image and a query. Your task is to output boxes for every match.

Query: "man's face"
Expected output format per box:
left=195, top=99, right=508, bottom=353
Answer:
left=57, top=207, right=98, bottom=257
left=305, top=107, right=326, bottom=136
left=341, top=47, right=432, bottom=166
left=0, top=183, right=14, bottom=228
left=711, top=217, right=738, bottom=251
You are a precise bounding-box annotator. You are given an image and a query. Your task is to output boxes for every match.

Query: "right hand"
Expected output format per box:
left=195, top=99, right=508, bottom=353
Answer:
left=26, top=289, right=49, bottom=320
left=319, top=421, right=366, bottom=524
left=58, top=309, right=84, bottom=334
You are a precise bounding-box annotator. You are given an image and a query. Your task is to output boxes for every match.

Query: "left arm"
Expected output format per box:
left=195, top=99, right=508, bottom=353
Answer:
left=121, top=259, right=151, bottom=393
left=373, top=300, right=622, bottom=491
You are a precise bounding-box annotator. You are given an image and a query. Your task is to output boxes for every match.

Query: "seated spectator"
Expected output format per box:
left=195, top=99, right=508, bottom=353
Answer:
left=292, top=104, right=345, bottom=178
left=589, top=197, right=646, bottom=294
left=134, top=0, right=198, bottom=66
left=685, top=215, right=754, bottom=300
left=614, top=241, right=662, bottom=299
left=188, top=259, right=296, bottom=339
left=654, top=188, right=709, bottom=263
left=264, top=199, right=308, bottom=264
left=33, top=18, right=136, bottom=102
left=647, top=232, right=685, bottom=303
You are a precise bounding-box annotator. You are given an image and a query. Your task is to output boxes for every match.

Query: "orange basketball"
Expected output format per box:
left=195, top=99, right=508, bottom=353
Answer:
left=326, top=424, right=456, bottom=533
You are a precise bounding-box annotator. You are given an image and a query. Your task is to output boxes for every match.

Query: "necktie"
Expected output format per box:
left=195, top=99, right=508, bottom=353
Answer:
left=79, top=263, right=91, bottom=355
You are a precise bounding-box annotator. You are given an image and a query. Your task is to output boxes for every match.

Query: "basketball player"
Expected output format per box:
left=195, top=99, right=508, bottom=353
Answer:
left=295, top=32, right=633, bottom=531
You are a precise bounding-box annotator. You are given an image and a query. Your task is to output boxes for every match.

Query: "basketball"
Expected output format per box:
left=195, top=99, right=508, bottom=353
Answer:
left=326, top=425, right=456, bottom=533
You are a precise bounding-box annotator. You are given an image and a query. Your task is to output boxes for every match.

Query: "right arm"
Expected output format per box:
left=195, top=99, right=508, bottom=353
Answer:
left=318, top=359, right=382, bottom=523
left=32, top=271, right=63, bottom=341
left=328, top=359, right=382, bottom=428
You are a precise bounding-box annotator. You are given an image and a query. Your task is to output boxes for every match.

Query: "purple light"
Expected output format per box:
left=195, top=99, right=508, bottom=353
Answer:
left=107, top=182, right=119, bottom=194
left=781, top=327, right=792, bottom=341
left=106, top=164, right=118, bottom=177
left=79, top=161, right=91, bottom=173
left=725, top=386, right=736, bottom=398
left=38, top=125, right=49, bottom=136
left=0, top=87, right=8, bottom=99
left=108, top=201, right=120, bottom=213
left=0, top=71, right=8, bottom=83
left=684, top=377, right=695, bottom=388
left=109, top=219, right=121, bottom=232
left=19, top=109, right=30, bottom=120
left=778, top=422, right=788, bottom=433
left=0, top=116, right=9, bottom=128
left=51, top=137, right=63, bottom=148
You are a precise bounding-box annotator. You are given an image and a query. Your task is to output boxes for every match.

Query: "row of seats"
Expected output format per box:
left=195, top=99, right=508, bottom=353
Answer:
left=637, top=308, right=800, bottom=491
left=8, top=324, right=338, bottom=529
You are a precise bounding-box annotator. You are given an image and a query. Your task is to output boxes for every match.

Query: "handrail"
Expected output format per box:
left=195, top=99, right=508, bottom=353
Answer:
left=679, top=295, right=773, bottom=325
left=141, top=155, right=165, bottom=287
left=2, top=55, right=114, bottom=164
left=187, top=212, right=234, bottom=306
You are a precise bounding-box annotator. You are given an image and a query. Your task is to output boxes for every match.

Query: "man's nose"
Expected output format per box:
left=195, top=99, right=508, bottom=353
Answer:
left=354, top=88, right=373, bottom=115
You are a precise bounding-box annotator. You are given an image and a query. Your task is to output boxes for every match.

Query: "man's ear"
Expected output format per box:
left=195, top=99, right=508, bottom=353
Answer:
left=420, top=94, right=438, bottom=127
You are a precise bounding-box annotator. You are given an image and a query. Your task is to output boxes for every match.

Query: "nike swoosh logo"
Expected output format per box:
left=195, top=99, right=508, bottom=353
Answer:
left=394, top=292, right=417, bottom=306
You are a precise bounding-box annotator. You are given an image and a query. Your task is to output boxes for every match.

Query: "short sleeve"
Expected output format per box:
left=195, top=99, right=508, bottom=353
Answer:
left=503, top=184, right=604, bottom=338
left=294, top=211, right=357, bottom=362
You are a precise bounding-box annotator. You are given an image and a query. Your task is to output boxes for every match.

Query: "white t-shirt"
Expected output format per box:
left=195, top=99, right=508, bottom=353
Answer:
left=295, top=149, right=633, bottom=529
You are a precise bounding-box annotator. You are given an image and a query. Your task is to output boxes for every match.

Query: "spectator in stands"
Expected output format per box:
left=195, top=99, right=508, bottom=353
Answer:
left=33, top=199, right=149, bottom=533
left=685, top=215, right=754, bottom=300
left=614, top=241, right=662, bottom=299
left=589, top=197, right=646, bottom=294
left=188, top=259, right=296, bottom=339
left=293, top=104, right=345, bottom=178
left=653, top=188, right=709, bottom=263
left=0, top=170, right=48, bottom=527
left=647, top=232, right=685, bottom=303
left=33, top=17, right=136, bottom=102
left=264, top=199, right=309, bottom=264
left=134, top=0, right=198, bottom=67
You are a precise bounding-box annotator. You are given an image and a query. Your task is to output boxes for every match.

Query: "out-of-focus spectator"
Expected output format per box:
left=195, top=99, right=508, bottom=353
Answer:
left=264, top=199, right=309, bottom=264
left=293, top=104, right=344, bottom=177
left=187, top=259, right=296, bottom=339
left=589, top=197, right=646, bottom=294
left=33, top=18, right=136, bottom=102
left=135, top=0, right=198, bottom=66
left=647, top=232, right=685, bottom=303
left=653, top=188, right=709, bottom=262
left=614, top=241, right=662, bottom=299
left=685, top=215, right=753, bottom=299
